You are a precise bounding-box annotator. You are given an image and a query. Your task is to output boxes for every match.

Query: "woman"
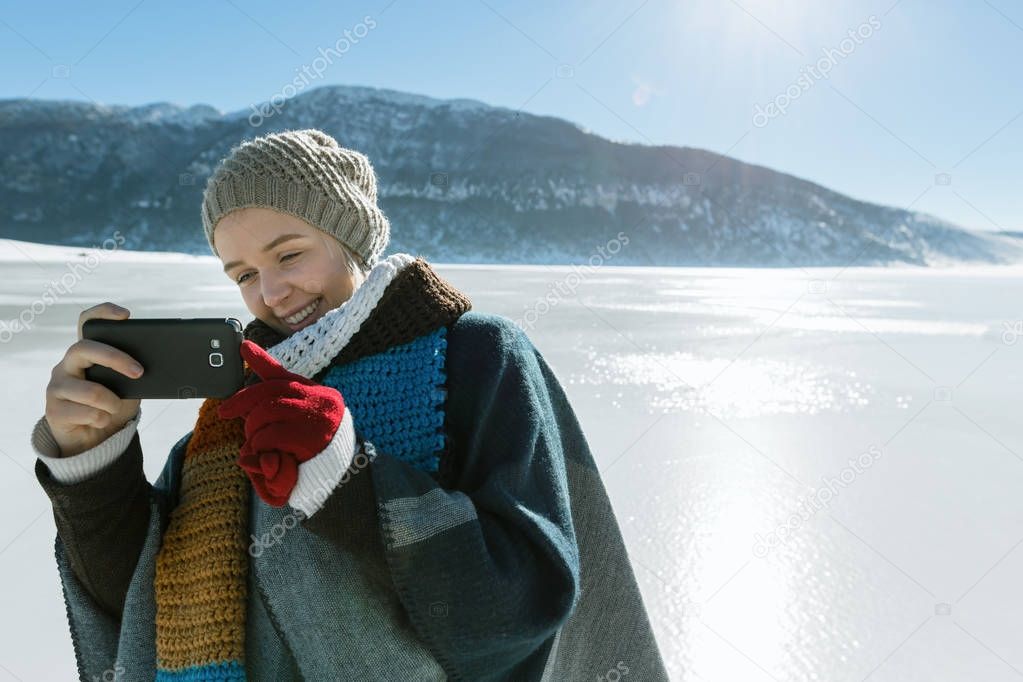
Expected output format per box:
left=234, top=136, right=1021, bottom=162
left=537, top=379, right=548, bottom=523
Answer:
left=31, top=129, right=668, bottom=680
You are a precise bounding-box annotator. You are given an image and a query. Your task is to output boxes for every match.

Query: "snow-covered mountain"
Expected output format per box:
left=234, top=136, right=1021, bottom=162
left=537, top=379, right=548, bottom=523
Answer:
left=1, top=84, right=1018, bottom=266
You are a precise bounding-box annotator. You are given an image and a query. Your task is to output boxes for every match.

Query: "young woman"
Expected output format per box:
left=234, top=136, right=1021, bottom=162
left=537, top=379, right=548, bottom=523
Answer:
left=32, top=129, right=668, bottom=680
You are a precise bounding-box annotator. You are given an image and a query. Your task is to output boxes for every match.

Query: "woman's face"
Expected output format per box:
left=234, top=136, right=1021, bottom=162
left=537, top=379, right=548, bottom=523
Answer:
left=215, top=207, right=362, bottom=337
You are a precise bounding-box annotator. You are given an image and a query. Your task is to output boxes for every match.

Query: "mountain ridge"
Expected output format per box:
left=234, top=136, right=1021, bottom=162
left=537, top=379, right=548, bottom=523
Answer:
left=1, top=84, right=1017, bottom=266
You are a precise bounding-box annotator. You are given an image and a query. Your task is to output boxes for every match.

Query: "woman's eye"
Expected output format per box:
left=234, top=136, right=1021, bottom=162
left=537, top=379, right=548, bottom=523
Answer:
left=236, top=253, right=301, bottom=284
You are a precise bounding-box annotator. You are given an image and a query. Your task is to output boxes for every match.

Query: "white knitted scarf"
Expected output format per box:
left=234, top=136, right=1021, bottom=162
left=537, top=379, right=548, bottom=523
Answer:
left=264, top=252, right=416, bottom=379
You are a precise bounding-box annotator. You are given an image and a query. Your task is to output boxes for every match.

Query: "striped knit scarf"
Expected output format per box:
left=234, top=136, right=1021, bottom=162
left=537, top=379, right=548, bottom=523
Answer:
left=152, top=253, right=472, bottom=680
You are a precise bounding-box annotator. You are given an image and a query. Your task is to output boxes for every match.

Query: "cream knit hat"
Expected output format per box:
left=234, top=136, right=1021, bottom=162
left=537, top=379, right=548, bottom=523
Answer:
left=201, top=128, right=390, bottom=267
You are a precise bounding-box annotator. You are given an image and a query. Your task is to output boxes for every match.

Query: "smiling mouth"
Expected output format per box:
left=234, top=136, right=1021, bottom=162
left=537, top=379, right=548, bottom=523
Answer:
left=282, top=296, right=323, bottom=327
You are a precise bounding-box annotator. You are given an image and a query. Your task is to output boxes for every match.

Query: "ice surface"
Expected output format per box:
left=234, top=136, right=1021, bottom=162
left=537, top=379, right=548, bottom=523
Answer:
left=3, top=240, right=1023, bottom=680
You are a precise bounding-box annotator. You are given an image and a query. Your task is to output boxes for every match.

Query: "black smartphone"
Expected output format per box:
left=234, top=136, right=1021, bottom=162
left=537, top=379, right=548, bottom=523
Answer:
left=82, top=317, right=245, bottom=399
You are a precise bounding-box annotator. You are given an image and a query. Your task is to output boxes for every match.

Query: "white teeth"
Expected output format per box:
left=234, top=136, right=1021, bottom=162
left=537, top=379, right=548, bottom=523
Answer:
left=284, top=298, right=320, bottom=324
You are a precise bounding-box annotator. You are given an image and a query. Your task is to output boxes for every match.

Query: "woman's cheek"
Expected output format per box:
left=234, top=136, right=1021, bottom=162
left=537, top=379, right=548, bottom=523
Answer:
left=242, top=286, right=264, bottom=314
left=300, top=261, right=328, bottom=295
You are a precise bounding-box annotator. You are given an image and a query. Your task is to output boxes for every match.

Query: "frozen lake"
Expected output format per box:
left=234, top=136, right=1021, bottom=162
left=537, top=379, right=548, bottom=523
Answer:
left=2, top=241, right=1022, bottom=680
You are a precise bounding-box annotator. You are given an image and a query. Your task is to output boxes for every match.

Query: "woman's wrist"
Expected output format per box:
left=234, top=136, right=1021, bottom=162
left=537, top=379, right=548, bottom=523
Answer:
left=34, top=409, right=143, bottom=484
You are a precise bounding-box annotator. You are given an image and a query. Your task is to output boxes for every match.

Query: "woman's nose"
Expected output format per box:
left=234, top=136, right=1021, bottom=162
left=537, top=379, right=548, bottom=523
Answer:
left=260, top=272, right=292, bottom=309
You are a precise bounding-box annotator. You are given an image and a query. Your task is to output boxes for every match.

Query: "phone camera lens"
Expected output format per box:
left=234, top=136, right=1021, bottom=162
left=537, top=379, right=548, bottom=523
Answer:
left=209, top=352, right=224, bottom=367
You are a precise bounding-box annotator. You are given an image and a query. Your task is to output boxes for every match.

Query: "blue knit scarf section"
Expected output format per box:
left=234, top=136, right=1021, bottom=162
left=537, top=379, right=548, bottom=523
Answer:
left=318, top=326, right=449, bottom=473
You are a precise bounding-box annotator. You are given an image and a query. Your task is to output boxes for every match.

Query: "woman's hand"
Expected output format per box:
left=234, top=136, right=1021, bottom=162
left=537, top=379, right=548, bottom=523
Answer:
left=44, top=302, right=144, bottom=457
left=218, top=339, right=347, bottom=506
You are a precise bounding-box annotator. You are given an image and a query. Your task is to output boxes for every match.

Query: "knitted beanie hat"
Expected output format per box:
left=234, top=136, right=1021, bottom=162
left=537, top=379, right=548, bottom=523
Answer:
left=201, top=128, right=391, bottom=268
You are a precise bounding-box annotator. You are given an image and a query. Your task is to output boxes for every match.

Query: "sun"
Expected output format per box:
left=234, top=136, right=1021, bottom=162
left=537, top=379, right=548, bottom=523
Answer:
left=684, top=0, right=814, bottom=59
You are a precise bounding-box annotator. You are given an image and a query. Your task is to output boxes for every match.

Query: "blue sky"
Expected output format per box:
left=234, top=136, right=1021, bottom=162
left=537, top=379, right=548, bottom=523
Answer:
left=2, top=0, right=1021, bottom=232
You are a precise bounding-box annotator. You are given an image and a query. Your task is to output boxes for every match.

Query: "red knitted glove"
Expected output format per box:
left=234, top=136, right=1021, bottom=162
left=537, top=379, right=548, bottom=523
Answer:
left=217, top=340, right=347, bottom=507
